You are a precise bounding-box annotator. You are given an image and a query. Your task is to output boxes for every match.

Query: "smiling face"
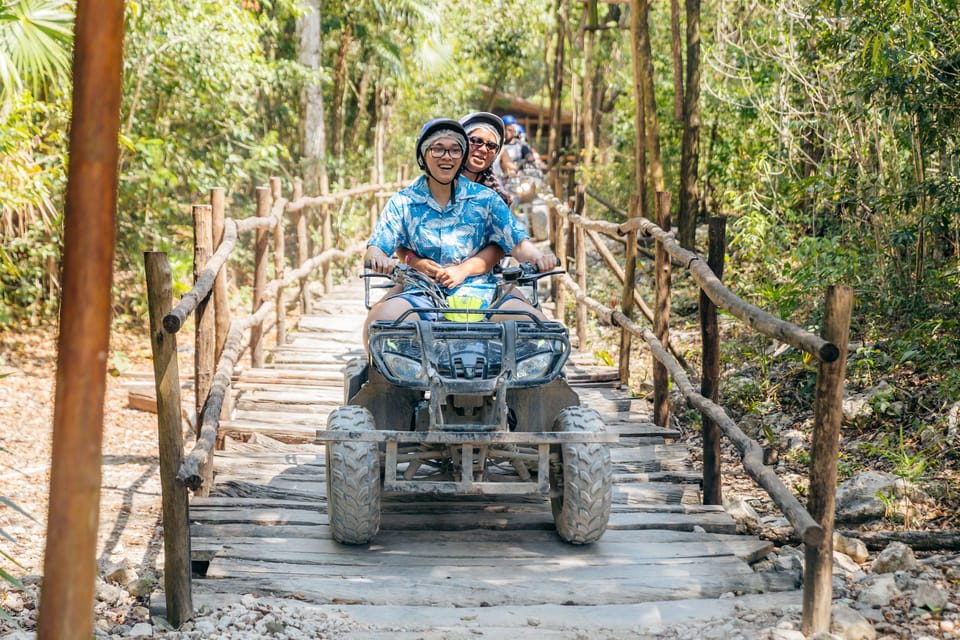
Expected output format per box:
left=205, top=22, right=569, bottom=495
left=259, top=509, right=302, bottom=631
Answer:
left=423, top=136, right=464, bottom=183
left=464, top=127, right=500, bottom=174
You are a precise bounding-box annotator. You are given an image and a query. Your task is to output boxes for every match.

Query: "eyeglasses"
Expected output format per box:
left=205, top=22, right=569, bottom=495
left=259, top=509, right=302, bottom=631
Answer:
left=427, top=145, right=463, bottom=159
left=468, top=136, right=499, bottom=152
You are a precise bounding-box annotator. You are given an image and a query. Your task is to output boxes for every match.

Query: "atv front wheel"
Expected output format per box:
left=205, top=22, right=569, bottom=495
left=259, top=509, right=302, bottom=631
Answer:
left=325, top=405, right=381, bottom=544
left=550, top=406, right=612, bottom=544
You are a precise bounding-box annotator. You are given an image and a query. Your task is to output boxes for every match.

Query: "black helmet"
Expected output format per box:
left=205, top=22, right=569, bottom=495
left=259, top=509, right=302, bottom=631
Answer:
left=415, top=118, right=468, bottom=176
left=460, top=112, right=505, bottom=153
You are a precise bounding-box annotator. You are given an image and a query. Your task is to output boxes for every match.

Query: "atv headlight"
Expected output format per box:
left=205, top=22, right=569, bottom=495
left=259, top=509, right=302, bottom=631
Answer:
left=516, top=351, right=555, bottom=379
left=382, top=352, right=423, bottom=379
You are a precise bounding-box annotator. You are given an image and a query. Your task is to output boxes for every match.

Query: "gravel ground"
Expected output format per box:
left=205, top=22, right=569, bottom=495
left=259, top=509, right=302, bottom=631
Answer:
left=1, top=327, right=959, bottom=639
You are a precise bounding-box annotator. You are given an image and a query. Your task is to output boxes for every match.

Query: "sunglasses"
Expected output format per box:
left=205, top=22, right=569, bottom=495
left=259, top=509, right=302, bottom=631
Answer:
left=468, top=136, right=499, bottom=152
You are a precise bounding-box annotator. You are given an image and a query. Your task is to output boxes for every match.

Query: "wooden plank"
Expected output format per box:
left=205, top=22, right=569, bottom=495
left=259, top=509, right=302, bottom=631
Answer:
left=186, top=570, right=797, bottom=606
left=198, top=533, right=769, bottom=565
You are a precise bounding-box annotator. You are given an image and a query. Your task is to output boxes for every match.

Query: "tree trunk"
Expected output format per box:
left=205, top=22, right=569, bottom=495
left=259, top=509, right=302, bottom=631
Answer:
left=583, top=1, right=598, bottom=172
left=670, top=0, right=683, bottom=121
left=629, top=0, right=648, bottom=220
left=330, top=28, right=352, bottom=165
left=297, top=0, right=327, bottom=197
left=635, top=0, right=665, bottom=199
left=547, top=0, right=566, bottom=195
left=678, top=0, right=702, bottom=249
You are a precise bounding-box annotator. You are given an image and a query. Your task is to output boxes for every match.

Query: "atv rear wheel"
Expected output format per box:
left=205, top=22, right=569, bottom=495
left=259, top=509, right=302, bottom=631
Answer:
left=550, top=406, right=612, bottom=544
left=325, top=405, right=381, bottom=544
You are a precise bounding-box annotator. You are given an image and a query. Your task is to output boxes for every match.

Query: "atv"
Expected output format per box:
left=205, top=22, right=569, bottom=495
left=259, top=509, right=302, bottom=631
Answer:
left=316, top=262, right=615, bottom=545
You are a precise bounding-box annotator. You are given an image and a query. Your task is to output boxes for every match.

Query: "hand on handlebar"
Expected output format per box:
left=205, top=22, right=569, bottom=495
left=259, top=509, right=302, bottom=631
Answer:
left=364, top=246, right=396, bottom=274
left=531, top=253, right=559, bottom=274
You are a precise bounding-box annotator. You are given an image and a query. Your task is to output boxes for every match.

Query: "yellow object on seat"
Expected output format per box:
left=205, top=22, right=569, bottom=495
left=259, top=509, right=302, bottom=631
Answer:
left=444, top=294, right=485, bottom=322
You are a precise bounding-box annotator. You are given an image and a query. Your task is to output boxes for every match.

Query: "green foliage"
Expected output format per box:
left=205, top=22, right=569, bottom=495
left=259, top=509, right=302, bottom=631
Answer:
left=0, top=0, right=73, bottom=105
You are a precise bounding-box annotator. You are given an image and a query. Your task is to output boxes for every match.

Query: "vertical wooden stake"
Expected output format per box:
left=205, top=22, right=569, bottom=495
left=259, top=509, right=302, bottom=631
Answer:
left=554, top=203, right=567, bottom=323
left=293, top=179, right=311, bottom=314
left=653, top=191, right=672, bottom=428
left=210, top=188, right=228, bottom=361
left=323, top=171, right=335, bottom=293
left=574, top=185, right=588, bottom=349
left=618, top=195, right=640, bottom=387
left=700, top=216, right=726, bottom=505
left=250, top=186, right=270, bottom=368
left=271, top=177, right=287, bottom=346
left=802, top=285, right=853, bottom=635
left=145, top=252, right=193, bottom=627
left=192, top=204, right=215, bottom=489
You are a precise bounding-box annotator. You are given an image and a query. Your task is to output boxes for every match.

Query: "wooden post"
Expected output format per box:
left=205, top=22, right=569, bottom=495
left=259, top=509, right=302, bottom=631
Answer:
left=271, top=177, right=287, bottom=346
left=802, top=285, right=854, bottom=635
left=653, top=191, right=672, bottom=428
left=144, top=252, right=193, bottom=627
left=574, top=186, right=588, bottom=349
left=250, top=185, right=270, bottom=368
left=37, top=1, right=122, bottom=636
left=323, top=172, right=334, bottom=293
left=210, top=188, right=229, bottom=361
left=293, top=179, right=311, bottom=313
left=619, top=195, right=639, bottom=387
left=552, top=202, right=567, bottom=323
left=193, top=204, right=214, bottom=422
left=192, top=204, right=216, bottom=490
left=700, top=216, right=727, bottom=505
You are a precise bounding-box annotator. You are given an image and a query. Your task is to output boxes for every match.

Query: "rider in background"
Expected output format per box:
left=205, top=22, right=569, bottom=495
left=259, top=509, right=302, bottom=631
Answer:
left=363, top=118, right=554, bottom=341
left=500, top=115, right=537, bottom=172
left=460, top=111, right=513, bottom=207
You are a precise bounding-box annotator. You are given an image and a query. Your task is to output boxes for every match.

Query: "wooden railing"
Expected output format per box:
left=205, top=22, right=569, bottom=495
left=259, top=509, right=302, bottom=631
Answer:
left=145, top=176, right=404, bottom=626
left=147, top=172, right=851, bottom=635
left=540, top=185, right=851, bottom=635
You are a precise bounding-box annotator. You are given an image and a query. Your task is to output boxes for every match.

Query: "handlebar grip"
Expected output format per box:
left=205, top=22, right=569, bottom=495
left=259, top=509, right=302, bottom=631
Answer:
left=364, top=259, right=372, bottom=269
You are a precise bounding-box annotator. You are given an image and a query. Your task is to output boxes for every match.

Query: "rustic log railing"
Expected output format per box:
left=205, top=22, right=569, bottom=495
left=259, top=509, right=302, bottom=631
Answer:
left=148, top=171, right=851, bottom=635
left=541, top=187, right=852, bottom=634
left=145, top=176, right=404, bottom=626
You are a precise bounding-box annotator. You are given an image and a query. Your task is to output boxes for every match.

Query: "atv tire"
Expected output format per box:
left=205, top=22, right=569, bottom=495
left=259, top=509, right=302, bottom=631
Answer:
left=550, top=406, right=612, bottom=544
left=325, top=405, right=381, bottom=544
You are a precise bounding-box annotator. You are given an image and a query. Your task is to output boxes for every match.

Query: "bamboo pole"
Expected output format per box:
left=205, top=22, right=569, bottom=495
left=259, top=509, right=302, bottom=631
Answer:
left=210, top=188, right=229, bottom=361
left=144, top=252, right=193, bottom=626
left=700, top=216, right=726, bottom=505
left=802, top=285, right=854, bottom=635
left=618, top=195, right=639, bottom=386
left=250, top=185, right=270, bottom=368
left=653, top=192, right=672, bottom=428
left=37, top=1, right=122, bottom=636
left=271, top=177, right=287, bottom=346
left=192, top=204, right=215, bottom=492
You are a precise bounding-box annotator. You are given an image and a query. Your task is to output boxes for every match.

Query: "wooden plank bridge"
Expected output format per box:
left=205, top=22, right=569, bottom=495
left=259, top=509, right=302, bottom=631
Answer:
left=177, top=276, right=803, bottom=637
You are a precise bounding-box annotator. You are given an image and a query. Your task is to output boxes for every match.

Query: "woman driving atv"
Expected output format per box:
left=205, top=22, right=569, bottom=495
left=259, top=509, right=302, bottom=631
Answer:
left=362, top=117, right=555, bottom=343
left=395, top=112, right=511, bottom=288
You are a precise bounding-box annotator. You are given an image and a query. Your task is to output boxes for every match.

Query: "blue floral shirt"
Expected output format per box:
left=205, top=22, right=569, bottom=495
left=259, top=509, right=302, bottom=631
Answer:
left=367, top=175, right=528, bottom=304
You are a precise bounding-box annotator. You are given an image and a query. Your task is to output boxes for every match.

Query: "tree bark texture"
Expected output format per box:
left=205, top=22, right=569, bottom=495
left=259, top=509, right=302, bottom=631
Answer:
left=38, top=1, right=123, bottom=637
left=678, top=0, right=702, bottom=250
